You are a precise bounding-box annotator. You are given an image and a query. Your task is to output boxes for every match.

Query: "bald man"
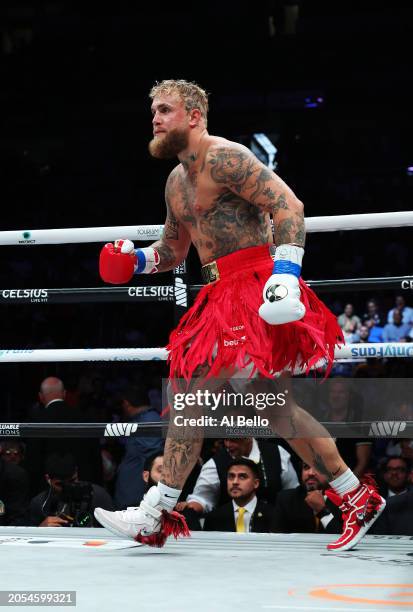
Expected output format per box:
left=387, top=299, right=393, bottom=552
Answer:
left=39, top=376, right=66, bottom=409
left=27, top=376, right=102, bottom=492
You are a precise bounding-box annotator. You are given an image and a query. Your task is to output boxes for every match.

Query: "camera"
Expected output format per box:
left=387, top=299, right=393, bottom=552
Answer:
left=58, top=481, right=94, bottom=527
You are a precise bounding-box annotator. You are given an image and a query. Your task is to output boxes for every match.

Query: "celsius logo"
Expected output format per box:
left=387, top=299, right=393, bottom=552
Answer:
left=128, top=286, right=173, bottom=300
left=19, top=231, right=35, bottom=244
left=369, top=421, right=407, bottom=437
left=174, top=277, right=187, bottom=307
left=1, top=289, right=48, bottom=302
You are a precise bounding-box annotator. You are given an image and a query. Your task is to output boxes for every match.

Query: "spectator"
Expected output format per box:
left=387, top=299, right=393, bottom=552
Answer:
left=378, top=456, right=412, bottom=498
left=29, top=453, right=113, bottom=527
left=370, top=488, right=413, bottom=536
left=353, top=324, right=381, bottom=343
left=142, top=452, right=164, bottom=490
left=0, top=440, right=26, bottom=467
left=389, top=295, right=413, bottom=325
left=387, top=295, right=413, bottom=326
left=337, top=303, right=361, bottom=340
left=114, top=386, right=163, bottom=509
left=182, top=437, right=299, bottom=516
left=0, top=454, right=30, bottom=525
left=203, top=459, right=275, bottom=533
left=272, top=461, right=342, bottom=534
left=362, top=298, right=385, bottom=328
left=320, top=378, right=372, bottom=477
left=386, top=438, right=413, bottom=460
left=382, top=310, right=411, bottom=342
left=26, top=376, right=102, bottom=492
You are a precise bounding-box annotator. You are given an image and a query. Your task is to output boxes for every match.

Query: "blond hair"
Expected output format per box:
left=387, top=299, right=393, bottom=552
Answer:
left=149, top=79, right=209, bottom=126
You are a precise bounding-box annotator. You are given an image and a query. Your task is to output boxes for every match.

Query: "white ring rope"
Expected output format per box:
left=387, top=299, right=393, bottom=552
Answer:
left=0, top=343, right=411, bottom=362
left=1, top=211, right=412, bottom=246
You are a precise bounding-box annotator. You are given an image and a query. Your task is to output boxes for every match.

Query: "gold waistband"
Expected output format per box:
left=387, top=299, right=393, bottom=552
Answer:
left=201, top=260, right=220, bottom=284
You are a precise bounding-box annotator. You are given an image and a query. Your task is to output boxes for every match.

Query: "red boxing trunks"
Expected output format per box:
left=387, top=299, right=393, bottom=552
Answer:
left=167, top=245, right=344, bottom=381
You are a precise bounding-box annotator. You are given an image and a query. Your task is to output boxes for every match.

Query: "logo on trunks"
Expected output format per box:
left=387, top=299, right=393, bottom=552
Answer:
left=128, top=286, right=173, bottom=301
left=224, top=325, right=246, bottom=347
left=265, top=284, right=288, bottom=302
left=368, top=421, right=407, bottom=437
left=0, top=423, right=20, bottom=437
left=174, top=277, right=187, bottom=307
left=18, top=231, right=35, bottom=244
left=1, top=289, right=48, bottom=303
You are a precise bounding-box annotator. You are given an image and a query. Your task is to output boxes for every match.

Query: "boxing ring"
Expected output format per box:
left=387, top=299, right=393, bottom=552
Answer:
left=0, top=211, right=413, bottom=611
left=0, top=528, right=412, bottom=611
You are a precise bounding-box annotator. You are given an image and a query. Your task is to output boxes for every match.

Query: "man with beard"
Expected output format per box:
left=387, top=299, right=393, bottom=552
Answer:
left=96, top=79, right=385, bottom=551
left=203, top=459, right=275, bottom=533
left=272, top=462, right=342, bottom=534
left=142, top=453, right=164, bottom=491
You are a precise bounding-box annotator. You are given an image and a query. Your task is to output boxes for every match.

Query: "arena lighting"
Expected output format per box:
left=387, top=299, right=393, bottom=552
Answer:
left=407, top=166, right=413, bottom=176
left=304, top=95, right=324, bottom=108
left=250, top=133, right=278, bottom=170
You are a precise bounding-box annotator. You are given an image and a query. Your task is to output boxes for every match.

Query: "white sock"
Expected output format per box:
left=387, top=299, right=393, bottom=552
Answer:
left=157, top=482, right=182, bottom=511
left=330, top=468, right=360, bottom=497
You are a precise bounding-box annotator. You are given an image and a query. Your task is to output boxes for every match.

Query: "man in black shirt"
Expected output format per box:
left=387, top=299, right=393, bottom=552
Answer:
left=29, top=453, right=113, bottom=527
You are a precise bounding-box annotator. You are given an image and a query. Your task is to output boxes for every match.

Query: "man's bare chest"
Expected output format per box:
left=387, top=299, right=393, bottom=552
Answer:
left=171, top=172, right=220, bottom=227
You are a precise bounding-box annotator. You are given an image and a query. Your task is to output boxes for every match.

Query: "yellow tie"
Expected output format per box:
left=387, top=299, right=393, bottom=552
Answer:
left=236, top=507, right=246, bottom=533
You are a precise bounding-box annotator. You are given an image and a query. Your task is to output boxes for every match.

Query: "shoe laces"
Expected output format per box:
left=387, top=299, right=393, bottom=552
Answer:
left=341, top=484, right=382, bottom=526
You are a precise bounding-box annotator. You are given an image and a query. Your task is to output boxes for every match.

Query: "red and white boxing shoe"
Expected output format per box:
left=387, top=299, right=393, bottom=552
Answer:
left=94, top=486, right=190, bottom=547
left=326, top=481, right=385, bottom=552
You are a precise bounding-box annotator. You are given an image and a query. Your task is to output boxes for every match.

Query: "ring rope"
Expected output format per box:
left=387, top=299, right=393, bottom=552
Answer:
left=0, top=343, right=411, bottom=362
left=0, top=276, right=411, bottom=305
left=0, top=420, right=411, bottom=439
left=1, top=211, right=412, bottom=246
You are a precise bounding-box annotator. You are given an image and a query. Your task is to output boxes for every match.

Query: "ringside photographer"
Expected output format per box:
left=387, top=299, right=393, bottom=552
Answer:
left=29, top=453, right=113, bottom=527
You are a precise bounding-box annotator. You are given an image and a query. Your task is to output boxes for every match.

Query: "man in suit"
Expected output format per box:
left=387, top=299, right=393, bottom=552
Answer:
left=27, top=376, right=102, bottom=493
left=182, top=436, right=298, bottom=517
left=369, top=487, right=413, bottom=536
left=272, top=461, right=342, bottom=534
left=203, top=458, right=275, bottom=533
left=378, top=456, right=412, bottom=499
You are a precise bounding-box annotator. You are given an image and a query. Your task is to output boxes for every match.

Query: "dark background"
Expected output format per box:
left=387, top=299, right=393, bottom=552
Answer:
left=0, top=1, right=412, bottom=417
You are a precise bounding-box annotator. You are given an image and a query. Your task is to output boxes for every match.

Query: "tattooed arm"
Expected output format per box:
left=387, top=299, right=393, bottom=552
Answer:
left=206, top=142, right=305, bottom=247
left=150, top=171, right=192, bottom=272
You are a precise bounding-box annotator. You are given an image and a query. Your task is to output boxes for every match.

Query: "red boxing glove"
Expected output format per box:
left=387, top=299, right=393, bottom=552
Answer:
left=99, top=241, right=136, bottom=284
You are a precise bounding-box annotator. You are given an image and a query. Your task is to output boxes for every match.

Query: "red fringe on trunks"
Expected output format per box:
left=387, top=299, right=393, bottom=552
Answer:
left=167, top=245, right=344, bottom=381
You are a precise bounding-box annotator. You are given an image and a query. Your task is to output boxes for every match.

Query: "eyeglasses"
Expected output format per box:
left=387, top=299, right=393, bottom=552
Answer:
left=4, top=450, right=21, bottom=456
left=385, top=467, right=407, bottom=473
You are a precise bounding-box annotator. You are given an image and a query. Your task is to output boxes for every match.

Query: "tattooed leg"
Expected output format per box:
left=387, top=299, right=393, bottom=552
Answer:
left=162, top=370, right=227, bottom=489
left=250, top=375, right=348, bottom=481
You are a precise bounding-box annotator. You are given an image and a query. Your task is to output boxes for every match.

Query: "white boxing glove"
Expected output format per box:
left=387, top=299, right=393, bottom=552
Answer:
left=258, top=244, right=306, bottom=325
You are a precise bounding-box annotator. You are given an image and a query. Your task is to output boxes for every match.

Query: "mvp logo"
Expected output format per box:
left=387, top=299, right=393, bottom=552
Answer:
left=104, top=423, right=138, bottom=437
left=368, top=421, right=407, bottom=437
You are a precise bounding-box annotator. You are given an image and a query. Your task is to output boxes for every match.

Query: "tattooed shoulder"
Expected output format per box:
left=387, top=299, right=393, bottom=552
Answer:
left=206, top=143, right=256, bottom=191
